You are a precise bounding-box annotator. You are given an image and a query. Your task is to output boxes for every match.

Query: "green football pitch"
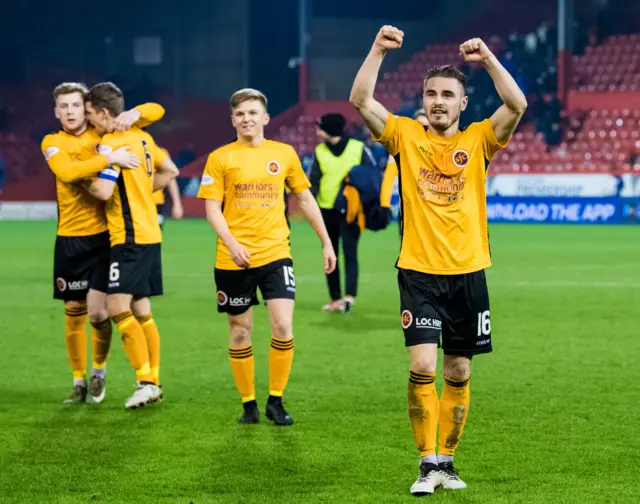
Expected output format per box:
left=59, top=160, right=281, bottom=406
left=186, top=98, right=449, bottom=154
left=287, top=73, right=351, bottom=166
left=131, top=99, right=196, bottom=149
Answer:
left=0, top=220, right=639, bottom=504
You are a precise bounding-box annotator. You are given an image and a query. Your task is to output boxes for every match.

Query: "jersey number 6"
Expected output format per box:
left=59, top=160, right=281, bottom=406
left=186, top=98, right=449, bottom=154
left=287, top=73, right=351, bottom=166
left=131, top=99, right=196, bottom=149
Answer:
left=109, top=262, right=120, bottom=282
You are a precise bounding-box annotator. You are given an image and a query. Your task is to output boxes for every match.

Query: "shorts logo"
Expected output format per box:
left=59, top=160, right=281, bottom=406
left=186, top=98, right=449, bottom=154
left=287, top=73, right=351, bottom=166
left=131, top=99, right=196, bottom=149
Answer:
left=229, top=297, right=252, bottom=307
left=267, top=160, right=280, bottom=175
left=57, top=278, right=88, bottom=292
left=69, top=280, right=88, bottom=291
left=416, top=317, right=442, bottom=330
left=401, top=310, right=413, bottom=329
left=452, top=150, right=469, bottom=168
left=217, top=291, right=228, bottom=306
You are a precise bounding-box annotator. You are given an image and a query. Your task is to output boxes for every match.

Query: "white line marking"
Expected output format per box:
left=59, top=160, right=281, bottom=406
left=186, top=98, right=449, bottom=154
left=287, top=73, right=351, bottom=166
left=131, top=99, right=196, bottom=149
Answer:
left=164, top=275, right=637, bottom=288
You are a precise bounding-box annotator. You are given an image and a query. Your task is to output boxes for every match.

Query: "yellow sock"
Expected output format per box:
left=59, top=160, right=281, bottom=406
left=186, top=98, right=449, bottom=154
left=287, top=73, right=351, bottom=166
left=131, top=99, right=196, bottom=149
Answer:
left=229, top=346, right=255, bottom=403
left=112, top=311, right=153, bottom=383
left=90, top=318, right=112, bottom=368
left=438, top=375, right=471, bottom=456
left=408, top=371, right=439, bottom=457
left=136, top=314, right=161, bottom=385
left=65, top=304, right=87, bottom=382
left=269, top=337, right=294, bottom=397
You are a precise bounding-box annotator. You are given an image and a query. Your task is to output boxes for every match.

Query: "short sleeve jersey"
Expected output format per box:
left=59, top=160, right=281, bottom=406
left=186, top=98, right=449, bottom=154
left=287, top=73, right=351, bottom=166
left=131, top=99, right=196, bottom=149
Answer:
left=97, top=128, right=168, bottom=246
left=373, top=113, right=509, bottom=274
left=198, top=139, right=311, bottom=270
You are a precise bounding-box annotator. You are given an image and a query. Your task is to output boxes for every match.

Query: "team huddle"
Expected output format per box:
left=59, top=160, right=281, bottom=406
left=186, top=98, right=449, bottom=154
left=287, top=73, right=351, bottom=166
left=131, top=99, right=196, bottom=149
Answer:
left=44, top=82, right=179, bottom=409
left=45, top=26, right=526, bottom=497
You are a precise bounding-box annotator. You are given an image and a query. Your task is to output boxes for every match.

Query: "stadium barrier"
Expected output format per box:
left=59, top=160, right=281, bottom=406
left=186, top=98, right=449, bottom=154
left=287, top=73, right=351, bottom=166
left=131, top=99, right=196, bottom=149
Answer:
left=0, top=202, right=58, bottom=220
left=2, top=175, right=639, bottom=224
left=387, top=174, right=640, bottom=225
left=485, top=197, right=639, bottom=224
left=482, top=174, right=640, bottom=224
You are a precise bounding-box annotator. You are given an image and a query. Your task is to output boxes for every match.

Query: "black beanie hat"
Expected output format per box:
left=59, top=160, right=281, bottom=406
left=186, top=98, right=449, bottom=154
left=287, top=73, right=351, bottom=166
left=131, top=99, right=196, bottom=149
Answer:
left=317, top=113, right=346, bottom=137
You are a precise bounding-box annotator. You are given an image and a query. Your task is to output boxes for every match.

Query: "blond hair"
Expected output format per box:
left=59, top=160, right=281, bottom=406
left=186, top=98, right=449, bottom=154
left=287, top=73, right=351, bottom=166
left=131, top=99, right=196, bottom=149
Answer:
left=229, top=88, right=268, bottom=111
left=53, top=82, right=89, bottom=102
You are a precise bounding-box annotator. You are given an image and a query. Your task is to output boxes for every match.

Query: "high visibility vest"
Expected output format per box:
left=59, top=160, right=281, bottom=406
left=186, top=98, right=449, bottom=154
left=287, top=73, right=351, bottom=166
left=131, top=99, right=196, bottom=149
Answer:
left=315, top=139, right=364, bottom=209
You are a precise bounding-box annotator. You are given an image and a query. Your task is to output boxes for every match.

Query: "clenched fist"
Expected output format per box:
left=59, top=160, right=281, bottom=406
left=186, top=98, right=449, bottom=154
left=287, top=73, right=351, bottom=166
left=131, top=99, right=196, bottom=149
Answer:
left=373, top=25, right=404, bottom=53
left=459, top=38, right=494, bottom=63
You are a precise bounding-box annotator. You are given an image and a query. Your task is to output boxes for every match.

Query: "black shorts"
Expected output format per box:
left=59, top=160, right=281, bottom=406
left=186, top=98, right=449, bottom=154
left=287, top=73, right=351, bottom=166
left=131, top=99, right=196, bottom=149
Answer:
left=398, top=268, right=492, bottom=356
left=214, top=258, right=295, bottom=315
left=107, top=243, right=163, bottom=297
left=53, top=232, right=110, bottom=301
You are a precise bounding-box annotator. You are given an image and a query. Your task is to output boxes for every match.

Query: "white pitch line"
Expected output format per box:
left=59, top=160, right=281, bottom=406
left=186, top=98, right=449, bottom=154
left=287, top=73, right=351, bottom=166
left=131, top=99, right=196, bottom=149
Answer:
left=499, top=280, right=638, bottom=288
left=164, top=274, right=637, bottom=288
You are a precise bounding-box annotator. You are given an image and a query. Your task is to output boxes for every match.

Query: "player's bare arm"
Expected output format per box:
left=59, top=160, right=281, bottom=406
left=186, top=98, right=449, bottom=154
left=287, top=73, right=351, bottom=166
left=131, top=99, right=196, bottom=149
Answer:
left=350, top=25, right=404, bottom=138
left=204, top=200, right=251, bottom=268
left=168, top=179, right=184, bottom=219
left=86, top=175, right=116, bottom=201
left=460, top=38, right=527, bottom=143
left=152, top=156, right=179, bottom=192
left=294, top=189, right=337, bottom=274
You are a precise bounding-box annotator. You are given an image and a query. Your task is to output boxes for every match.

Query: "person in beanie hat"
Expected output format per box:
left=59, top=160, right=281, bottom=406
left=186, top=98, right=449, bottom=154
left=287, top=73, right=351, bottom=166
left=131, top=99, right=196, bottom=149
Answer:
left=309, top=113, right=375, bottom=312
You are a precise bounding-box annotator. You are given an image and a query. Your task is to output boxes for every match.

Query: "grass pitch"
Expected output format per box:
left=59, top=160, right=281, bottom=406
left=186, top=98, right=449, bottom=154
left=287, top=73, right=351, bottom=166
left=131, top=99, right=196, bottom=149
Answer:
left=0, top=220, right=638, bottom=503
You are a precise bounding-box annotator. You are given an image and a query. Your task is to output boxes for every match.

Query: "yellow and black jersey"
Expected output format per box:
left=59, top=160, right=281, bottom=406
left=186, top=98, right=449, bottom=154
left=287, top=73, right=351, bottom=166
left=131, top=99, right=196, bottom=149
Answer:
left=197, top=139, right=310, bottom=270
left=42, top=128, right=109, bottom=236
left=97, top=128, right=168, bottom=247
left=42, top=103, right=165, bottom=237
left=373, top=113, right=509, bottom=274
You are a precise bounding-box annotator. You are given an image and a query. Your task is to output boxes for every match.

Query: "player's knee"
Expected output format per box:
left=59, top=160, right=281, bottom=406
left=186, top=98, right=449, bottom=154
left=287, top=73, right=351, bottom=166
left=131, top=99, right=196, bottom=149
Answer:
left=230, top=326, right=251, bottom=347
left=270, top=317, right=292, bottom=340
left=229, top=315, right=252, bottom=347
left=107, top=296, right=128, bottom=319
left=64, top=300, right=86, bottom=309
left=410, top=359, right=437, bottom=374
left=443, top=356, right=471, bottom=381
left=131, top=296, right=151, bottom=318
left=409, top=345, right=438, bottom=373
left=88, top=307, right=109, bottom=325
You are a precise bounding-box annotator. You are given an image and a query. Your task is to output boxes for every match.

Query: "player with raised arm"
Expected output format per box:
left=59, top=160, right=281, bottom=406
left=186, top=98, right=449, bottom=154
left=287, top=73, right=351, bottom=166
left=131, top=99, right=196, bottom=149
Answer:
left=42, top=82, right=165, bottom=404
left=351, top=27, right=527, bottom=496
left=198, top=88, right=336, bottom=426
left=84, top=82, right=178, bottom=409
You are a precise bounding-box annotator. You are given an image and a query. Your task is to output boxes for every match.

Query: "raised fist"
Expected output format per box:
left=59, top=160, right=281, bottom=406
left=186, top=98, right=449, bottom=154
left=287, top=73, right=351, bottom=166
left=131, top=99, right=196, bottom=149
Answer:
left=373, top=25, right=404, bottom=53
left=459, top=38, right=493, bottom=63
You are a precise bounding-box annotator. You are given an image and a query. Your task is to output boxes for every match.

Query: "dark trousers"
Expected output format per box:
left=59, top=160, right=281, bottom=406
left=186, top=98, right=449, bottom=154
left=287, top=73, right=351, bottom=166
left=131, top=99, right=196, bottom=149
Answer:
left=321, top=208, right=361, bottom=300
